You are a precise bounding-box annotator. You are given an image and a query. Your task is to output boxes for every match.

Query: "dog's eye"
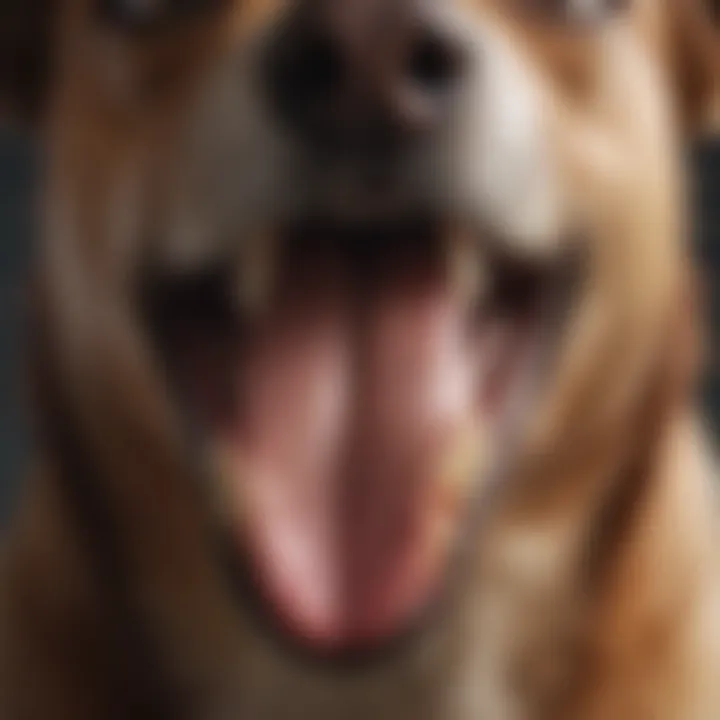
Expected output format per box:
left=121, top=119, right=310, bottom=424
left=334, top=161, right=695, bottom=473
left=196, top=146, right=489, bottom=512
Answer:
left=97, top=0, right=221, bottom=32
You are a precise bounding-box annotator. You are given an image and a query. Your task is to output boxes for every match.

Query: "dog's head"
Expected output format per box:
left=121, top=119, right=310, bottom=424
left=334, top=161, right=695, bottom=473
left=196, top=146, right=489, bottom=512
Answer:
left=2, top=0, right=718, bottom=666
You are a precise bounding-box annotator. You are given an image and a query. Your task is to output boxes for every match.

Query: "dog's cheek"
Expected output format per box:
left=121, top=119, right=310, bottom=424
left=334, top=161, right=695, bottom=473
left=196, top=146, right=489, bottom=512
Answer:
left=446, top=24, right=568, bottom=261
left=703, top=0, right=720, bottom=122
left=668, top=0, right=720, bottom=134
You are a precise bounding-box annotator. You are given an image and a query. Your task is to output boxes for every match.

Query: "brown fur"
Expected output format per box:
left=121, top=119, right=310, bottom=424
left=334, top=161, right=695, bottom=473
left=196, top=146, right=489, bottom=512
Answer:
left=1, top=0, right=720, bottom=718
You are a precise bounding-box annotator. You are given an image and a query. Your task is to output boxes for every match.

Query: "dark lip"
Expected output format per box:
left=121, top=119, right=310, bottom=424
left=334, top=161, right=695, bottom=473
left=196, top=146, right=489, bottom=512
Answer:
left=139, top=226, right=582, bottom=670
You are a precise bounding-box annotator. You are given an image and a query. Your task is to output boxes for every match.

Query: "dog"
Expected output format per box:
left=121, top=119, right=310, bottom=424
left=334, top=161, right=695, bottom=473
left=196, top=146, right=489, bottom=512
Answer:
left=1, top=0, right=719, bottom=717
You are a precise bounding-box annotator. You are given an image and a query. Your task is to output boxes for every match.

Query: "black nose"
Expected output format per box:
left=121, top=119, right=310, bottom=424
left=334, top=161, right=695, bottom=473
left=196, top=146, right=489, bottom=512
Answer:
left=263, top=0, right=465, bottom=152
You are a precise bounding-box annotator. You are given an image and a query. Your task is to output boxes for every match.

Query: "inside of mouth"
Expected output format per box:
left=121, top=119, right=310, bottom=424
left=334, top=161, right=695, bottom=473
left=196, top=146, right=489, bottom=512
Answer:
left=144, top=220, right=546, bottom=653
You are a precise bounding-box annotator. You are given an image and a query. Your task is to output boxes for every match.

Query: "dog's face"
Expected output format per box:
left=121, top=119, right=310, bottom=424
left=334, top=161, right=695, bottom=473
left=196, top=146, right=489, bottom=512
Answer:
left=3, top=0, right=718, bottom=667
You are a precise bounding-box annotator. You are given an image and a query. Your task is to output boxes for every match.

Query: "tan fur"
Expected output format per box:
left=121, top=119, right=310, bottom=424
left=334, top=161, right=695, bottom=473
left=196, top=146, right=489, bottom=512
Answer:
left=1, top=0, right=719, bottom=718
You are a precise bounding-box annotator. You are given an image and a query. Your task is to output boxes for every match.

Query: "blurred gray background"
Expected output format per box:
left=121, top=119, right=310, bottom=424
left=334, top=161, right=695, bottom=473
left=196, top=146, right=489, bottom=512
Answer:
left=0, top=130, right=719, bottom=524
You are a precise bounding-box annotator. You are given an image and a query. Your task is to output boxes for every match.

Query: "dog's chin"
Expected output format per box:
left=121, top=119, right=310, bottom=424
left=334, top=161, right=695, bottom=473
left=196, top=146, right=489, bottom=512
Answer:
left=142, top=215, right=574, bottom=664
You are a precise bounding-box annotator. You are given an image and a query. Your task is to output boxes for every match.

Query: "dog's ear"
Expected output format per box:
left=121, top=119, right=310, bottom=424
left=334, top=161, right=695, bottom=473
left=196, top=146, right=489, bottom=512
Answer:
left=0, top=0, right=59, bottom=126
left=665, top=0, right=719, bottom=134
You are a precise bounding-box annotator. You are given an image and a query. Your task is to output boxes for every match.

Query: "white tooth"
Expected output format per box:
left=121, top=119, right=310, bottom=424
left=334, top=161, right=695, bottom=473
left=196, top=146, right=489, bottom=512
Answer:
left=234, top=235, right=277, bottom=316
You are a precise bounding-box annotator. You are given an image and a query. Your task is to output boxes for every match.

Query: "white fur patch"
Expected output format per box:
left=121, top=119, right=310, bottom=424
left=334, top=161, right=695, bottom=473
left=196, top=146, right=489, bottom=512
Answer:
left=430, top=10, right=566, bottom=259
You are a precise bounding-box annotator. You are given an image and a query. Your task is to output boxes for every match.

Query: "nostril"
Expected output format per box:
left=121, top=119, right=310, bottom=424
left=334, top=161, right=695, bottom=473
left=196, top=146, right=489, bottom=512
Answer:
left=407, top=31, right=465, bottom=93
left=266, top=25, right=345, bottom=132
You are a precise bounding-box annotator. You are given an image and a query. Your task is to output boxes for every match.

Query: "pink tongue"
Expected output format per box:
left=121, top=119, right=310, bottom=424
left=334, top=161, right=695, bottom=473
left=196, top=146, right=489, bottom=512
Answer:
left=191, top=254, right=483, bottom=649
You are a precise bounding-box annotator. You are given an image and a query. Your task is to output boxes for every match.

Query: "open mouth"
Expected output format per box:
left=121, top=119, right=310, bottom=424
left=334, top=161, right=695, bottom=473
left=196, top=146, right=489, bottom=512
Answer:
left=143, top=217, right=573, bottom=660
